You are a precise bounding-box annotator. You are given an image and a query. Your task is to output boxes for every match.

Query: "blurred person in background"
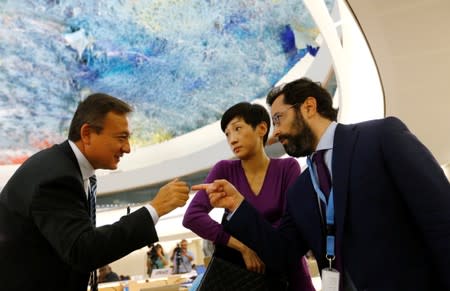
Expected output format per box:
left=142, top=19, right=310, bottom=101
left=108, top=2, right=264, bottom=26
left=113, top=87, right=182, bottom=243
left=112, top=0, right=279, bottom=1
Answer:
left=170, top=239, right=194, bottom=274
left=147, top=243, right=169, bottom=276
left=98, top=265, right=119, bottom=283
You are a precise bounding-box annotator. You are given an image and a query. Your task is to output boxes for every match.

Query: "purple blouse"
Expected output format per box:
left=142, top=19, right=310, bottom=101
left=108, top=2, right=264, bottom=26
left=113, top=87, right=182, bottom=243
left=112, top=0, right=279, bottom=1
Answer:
left=183, top=157, right=315, bottom=291
left=183, top=158, right=300, bottom=245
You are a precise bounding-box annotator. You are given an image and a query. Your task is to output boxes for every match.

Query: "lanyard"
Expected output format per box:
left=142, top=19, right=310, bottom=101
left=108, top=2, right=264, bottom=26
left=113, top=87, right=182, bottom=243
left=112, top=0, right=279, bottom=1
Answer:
left=307, top=156, right=336, bottom=268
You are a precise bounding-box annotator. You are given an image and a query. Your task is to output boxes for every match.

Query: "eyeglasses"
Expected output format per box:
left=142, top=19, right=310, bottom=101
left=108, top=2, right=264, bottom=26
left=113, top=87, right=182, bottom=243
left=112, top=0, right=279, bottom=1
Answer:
left=272, top=103, right=299, bottom=127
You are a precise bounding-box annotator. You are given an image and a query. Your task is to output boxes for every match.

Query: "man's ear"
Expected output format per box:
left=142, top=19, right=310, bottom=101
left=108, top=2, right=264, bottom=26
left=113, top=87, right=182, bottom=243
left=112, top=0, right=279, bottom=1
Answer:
left=80, top=123, right=92, bottom=145
left=302, top=96, right=318, bottom=118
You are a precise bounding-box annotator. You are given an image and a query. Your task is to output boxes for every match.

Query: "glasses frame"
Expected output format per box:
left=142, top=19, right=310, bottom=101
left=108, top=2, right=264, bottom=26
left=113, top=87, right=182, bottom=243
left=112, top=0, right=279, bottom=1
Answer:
left=272, top=103, right=299, bottom=127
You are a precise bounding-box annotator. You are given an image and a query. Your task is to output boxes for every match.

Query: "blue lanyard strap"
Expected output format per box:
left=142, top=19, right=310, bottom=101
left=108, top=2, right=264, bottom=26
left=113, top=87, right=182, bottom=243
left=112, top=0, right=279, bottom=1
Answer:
left=307, top=157, right=336, bottom=261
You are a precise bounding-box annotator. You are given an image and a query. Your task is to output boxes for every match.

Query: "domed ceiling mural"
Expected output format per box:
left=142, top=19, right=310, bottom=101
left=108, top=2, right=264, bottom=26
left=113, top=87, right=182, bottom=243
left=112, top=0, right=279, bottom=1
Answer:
left=0, top=0, right=333, bottom=165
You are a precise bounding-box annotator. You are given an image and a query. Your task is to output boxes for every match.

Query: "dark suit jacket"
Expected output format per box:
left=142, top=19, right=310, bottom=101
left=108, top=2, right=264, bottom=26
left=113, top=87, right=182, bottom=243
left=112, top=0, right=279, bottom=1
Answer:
left=0, top=141, right=158, bottom=291
left=224, top=117, right=450, bottom=291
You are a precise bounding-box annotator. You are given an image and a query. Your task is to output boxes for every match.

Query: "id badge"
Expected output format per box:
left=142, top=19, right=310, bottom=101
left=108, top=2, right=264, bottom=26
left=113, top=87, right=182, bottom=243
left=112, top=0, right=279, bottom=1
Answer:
left=321, top=268, right=340, bottom=291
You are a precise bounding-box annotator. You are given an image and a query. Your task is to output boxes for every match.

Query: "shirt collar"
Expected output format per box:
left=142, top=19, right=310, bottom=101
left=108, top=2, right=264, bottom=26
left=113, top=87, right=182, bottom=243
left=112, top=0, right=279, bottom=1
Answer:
left=315, top=121, right=337, bottom=151
left=68, top=140, right=95, bottom=181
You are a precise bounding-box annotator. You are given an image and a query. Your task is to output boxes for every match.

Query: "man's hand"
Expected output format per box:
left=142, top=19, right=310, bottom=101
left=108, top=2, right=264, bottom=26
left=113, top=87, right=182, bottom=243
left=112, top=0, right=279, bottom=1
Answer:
left=150, top=178, right=190, bottom=217
left=192, top=179, right=244, bottom=212
left=241, top=246, right=265, bottom=274
left=227, top=236, right=265, bottom=274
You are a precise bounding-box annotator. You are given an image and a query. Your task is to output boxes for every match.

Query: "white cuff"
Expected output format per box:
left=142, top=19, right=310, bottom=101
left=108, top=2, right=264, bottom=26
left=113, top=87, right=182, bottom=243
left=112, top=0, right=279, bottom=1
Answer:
left=145, top=204, right=159, bottom=224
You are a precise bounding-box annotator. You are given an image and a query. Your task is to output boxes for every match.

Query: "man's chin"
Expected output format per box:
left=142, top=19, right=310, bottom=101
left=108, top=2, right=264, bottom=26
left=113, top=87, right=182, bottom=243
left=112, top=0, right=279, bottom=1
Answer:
left=103, top=163, right=118, bottom=170
left=286, top=151, right=303, bottom=158
left=283, top=146, right=299, bottom=157
left=283, top=145, right=310, bottom=158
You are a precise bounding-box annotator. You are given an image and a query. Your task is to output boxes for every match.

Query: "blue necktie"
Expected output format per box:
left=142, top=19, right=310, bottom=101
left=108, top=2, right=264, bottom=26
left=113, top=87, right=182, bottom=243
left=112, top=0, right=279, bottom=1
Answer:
left=88, top=175, right=97, bottom=226
left=88, top=175, right=98, bottom=291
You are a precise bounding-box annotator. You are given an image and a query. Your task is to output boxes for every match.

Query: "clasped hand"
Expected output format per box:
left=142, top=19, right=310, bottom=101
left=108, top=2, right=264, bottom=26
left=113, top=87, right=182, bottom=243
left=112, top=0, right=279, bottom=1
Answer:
left=150, top=178, right=190, bottom=217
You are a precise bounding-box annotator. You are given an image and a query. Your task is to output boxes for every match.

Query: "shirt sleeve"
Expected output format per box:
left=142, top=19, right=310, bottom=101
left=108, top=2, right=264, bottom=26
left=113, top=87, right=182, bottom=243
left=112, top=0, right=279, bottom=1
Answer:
left=144, top=204, right=159, bottom=224
left=182, top=161, right=231, bottom=246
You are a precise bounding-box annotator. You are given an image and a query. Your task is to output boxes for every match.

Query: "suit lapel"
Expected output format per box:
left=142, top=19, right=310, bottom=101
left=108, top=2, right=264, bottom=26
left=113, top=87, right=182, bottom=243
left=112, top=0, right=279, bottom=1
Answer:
left=332, top=124, right=358, bottom=250
left=291, top=168, right=327, bottom=266
left=59, top=140, right=83, bottom=179
left=303, top=169, right=326, bottom=254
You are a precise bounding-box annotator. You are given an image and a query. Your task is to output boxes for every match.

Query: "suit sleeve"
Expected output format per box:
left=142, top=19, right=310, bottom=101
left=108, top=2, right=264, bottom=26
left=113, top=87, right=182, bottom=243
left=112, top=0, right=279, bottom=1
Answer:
left=182, top=161, right=230, bottom=245
left=381, top=117, right=450, bottom=285
left=31, top=175, right=158, bottom=272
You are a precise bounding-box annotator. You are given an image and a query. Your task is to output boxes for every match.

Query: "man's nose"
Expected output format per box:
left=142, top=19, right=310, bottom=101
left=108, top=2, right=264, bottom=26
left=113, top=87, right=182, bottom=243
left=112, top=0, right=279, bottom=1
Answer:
left=272, top=127, right=281, bottom=138
left=123, top=139, right=131, bottom=154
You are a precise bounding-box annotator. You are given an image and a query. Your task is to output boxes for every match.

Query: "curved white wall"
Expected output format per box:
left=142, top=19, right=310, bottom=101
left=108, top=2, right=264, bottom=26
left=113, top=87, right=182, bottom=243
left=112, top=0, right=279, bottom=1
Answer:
left=346, top=0, right=450, bottom=165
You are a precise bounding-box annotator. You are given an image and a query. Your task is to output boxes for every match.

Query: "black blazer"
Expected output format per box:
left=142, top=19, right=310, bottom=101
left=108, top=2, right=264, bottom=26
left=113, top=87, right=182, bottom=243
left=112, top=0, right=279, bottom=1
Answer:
left=0, top=141, right=158, bottom=291
left=224, top=117, right=450, bottom=291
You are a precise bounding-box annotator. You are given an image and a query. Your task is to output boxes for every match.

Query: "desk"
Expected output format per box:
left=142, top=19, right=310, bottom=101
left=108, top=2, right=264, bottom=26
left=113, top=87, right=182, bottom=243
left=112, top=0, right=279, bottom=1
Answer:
left=98, top=277, right=190, bottom=291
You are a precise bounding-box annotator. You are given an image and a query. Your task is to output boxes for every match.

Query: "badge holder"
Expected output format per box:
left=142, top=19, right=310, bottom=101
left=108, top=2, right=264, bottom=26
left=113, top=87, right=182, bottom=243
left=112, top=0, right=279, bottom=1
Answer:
left=307, top=157, right=340, bottom=291
left=322, top=255, right=339, bottom=291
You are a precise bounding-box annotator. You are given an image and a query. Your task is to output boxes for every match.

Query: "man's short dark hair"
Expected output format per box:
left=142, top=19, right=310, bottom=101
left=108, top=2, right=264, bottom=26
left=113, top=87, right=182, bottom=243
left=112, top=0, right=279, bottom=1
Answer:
left=68, top=93, right=133, bottom=141
left=220, top=102, right=271, bottom=145
left=266, top=77, right=338, bottom=121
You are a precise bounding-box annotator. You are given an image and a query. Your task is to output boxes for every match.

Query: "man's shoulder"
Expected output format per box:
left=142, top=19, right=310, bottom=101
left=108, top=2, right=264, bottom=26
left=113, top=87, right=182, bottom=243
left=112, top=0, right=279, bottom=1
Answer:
left=340, top=116, right=405, bottom=131
left=24, top=141, right=69, bottom=162
left=19, top=141, right=77, bottom=175
left=290, top=167, right=311, bottom=188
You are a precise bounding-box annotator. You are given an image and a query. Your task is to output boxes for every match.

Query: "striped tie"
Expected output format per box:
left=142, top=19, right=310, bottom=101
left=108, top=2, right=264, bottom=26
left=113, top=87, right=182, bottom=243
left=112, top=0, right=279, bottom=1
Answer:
left=88, top=175, right=98, bottom=291
left=88, top=175, right=97, bottom=226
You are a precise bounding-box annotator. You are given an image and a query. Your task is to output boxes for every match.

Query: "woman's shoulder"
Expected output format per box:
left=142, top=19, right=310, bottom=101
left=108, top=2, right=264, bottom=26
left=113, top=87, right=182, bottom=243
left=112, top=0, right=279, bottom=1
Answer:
left=270, top=157, right=301, bottom=177
left=270, top=157, right=299, bottom=167
left=213, top=159, right=240, bottom=169
left=205, top=160, right=241, bottom=181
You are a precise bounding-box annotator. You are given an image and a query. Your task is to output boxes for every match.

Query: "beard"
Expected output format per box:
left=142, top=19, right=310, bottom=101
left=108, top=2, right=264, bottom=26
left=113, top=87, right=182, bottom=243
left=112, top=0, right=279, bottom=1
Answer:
left=278, top=111, right=315, bottom=157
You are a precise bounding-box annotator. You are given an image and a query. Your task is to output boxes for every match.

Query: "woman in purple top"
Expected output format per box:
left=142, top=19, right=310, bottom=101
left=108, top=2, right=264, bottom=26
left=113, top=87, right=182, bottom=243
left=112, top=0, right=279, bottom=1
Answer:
left=183, top=102, right=314, bottom=291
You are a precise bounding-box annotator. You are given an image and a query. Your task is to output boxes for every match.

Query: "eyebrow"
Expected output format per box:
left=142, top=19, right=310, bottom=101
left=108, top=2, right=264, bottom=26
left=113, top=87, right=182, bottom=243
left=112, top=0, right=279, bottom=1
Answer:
left=272, top=111, right=282, bottom=118
left=114, top=131, right=132, bottom=137
left=224, top=120, right=243, bottom=133
left=230, top=120, right=242, bottom=126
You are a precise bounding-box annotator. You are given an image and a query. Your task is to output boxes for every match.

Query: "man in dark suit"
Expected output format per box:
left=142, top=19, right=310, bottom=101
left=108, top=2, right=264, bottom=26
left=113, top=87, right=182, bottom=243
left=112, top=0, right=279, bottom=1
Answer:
left=0, top=93, right=190, bottom=291
left=193, top=78, right=450, bottom=290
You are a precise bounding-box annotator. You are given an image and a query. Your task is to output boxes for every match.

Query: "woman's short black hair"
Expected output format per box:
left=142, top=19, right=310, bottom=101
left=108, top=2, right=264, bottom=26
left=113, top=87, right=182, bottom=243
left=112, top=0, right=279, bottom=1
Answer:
left=221, top=102, right=271, bottom=145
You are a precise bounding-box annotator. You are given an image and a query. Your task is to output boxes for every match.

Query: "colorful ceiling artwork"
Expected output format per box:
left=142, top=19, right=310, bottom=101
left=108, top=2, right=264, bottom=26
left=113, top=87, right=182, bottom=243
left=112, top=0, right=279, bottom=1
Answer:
left=0, top=0, right=333, bottom=165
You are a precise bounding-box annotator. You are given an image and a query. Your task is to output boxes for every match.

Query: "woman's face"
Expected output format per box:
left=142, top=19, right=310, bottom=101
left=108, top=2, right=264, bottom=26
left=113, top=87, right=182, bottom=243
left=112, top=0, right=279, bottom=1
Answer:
left=224, top=117, right=265, bottom=160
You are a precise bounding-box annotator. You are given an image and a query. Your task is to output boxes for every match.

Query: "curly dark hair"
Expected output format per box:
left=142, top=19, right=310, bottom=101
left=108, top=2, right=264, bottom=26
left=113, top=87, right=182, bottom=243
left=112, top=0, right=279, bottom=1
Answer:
left=266, top=77, right=338, bottom=121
